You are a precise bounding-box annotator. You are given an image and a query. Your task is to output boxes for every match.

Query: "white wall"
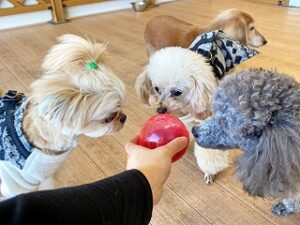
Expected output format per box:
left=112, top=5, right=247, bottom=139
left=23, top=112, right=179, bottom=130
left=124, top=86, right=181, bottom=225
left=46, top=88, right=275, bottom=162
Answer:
left=289, top=0, right=300, bottom=7
left=0, top=0, right=174, bottom=30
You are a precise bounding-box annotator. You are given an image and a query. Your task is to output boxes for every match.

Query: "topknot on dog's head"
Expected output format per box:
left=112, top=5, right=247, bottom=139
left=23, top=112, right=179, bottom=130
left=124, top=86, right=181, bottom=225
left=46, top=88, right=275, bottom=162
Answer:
left=212, top=68, right=300, bottom=198
left=42, top=34, right=107, bottom=73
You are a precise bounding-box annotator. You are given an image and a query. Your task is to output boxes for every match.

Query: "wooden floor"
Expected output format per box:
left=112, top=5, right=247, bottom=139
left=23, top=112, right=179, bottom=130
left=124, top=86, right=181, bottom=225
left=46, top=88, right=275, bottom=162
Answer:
left=1, top=0, right=300, bottom=224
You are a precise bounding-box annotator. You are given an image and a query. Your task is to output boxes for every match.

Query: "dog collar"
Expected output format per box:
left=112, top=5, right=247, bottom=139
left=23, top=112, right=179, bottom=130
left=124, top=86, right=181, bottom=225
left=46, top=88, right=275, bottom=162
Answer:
left=189, top=30, right=259, bottom=79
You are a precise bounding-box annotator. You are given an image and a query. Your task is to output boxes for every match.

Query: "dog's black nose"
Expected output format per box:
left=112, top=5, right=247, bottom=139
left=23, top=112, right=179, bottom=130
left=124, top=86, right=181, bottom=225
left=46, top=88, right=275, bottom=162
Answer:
left=192, top=127, right=199, bottom=138
left=157, top=106, right=167, bottom=114
left=263, top=40, right=267, bottom=45
left=119, top=113, right=127, bottom=124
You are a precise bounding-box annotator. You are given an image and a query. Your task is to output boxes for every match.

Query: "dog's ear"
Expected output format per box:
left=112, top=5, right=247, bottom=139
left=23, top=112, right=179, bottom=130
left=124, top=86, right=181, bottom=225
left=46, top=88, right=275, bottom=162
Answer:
left=188, top=73, right=217, bottom=118
left=223, top=19, right=248, bottom=46
left=135, top=67, right=152, bottom=105
left=236, top=125, right=300, bottom=198
left=30, top=76, right=87, bottom=133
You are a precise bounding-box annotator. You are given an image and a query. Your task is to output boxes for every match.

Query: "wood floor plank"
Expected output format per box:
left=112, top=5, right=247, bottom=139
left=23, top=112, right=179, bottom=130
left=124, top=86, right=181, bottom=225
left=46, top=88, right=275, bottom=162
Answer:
left=53, top=146, right=107, bottom=188
left=0, top=67, right=28, bottom=93
left=0, top=58, right=5, bottom=70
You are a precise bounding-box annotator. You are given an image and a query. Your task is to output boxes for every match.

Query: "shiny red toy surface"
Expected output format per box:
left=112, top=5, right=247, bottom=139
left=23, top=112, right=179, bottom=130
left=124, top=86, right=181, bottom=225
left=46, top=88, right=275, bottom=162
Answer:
left=138, top=114, right=189, bottom=162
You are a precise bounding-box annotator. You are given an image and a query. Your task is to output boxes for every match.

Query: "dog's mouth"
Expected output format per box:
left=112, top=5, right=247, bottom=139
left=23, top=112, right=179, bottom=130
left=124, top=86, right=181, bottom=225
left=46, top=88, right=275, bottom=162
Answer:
left=156, top=105, right=183, bottom=114
left=119, top=113, right=127, bottom=124
left=115, top=114, right=127, bottom=129
left=112, top=122, right=126, bottom=133
left=249, top=39, right=267, bottom=48
left=156, top=106, right=168, bottom=114
left=156, top=106, right=181, bottom=114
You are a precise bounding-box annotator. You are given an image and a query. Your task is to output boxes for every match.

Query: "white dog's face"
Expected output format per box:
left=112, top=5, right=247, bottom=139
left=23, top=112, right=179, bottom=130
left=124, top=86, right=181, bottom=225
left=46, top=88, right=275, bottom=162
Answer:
left=31, top=68, right=126, bottom=138
left=79, top=80, right=127, bottom=138
left=148, top=84, right=192, bottom=114
left=136, top=47, right=217, bottom=119
left=78, top=88, right=127, bottom=138
left=30, top=34, right=127, bottom=138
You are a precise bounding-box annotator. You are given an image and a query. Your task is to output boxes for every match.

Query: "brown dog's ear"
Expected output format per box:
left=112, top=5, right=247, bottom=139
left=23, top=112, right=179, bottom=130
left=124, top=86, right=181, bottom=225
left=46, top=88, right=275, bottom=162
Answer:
left=135, top=67, right=152, bottom=105
left=223, top=19, right=248, bottom=46
left=236, top=125, right=300, bottom=198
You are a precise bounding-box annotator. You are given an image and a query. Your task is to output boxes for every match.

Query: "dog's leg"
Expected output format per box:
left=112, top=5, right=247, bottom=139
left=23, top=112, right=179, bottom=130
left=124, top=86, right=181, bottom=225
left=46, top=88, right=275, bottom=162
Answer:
left=272, top=193, right=300, bottom=216
left=194, top=144, right=230, bottom=184
left=204, top=173, right=214, bottom=185
left=186, top=117, right=230, bottom=184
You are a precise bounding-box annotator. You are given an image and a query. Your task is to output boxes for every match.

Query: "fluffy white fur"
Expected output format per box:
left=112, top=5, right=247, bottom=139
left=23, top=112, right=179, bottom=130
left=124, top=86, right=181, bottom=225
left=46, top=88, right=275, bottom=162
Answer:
left=135, top=47, right=230, bottom=184
left=0, top=34, right=127, bottom=198
left=194, top=145, right=229, bottom=183
left=136, top=47, right=216, bottom=118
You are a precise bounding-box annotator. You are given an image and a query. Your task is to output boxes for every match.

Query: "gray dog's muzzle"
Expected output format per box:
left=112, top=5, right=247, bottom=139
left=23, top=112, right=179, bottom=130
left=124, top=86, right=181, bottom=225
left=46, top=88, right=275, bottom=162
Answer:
left=192, top=119, right=237, bottom=149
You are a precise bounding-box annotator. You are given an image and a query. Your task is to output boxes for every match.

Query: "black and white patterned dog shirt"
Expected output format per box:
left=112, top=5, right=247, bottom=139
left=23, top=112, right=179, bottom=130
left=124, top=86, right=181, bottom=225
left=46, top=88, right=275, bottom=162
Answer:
left=0, top=90, right=33, bottom=169
left=189, top=30, right=259, bottom=79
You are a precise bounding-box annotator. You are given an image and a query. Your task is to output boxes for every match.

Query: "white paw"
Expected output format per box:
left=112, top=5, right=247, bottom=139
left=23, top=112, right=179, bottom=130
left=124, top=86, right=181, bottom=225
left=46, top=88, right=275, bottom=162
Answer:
left=204, top=174, right=214, bottom=185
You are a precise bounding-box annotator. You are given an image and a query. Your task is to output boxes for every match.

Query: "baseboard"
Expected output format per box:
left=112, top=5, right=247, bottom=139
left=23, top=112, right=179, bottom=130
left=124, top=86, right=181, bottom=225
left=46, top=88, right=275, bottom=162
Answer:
left=0, top=0, right=175, bottom=30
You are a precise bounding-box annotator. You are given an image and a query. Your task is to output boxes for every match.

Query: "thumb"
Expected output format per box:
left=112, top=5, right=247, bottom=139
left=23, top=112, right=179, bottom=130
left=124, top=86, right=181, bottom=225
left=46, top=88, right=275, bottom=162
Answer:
left=125, top=136, right=139, bottom=156
left=161, top=137, right=188, bottom=158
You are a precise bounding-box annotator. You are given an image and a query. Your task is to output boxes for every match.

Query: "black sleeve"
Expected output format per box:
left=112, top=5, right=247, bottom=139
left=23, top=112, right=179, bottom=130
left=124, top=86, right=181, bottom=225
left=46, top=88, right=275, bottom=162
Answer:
left=0, top=169, right=153, bottom=225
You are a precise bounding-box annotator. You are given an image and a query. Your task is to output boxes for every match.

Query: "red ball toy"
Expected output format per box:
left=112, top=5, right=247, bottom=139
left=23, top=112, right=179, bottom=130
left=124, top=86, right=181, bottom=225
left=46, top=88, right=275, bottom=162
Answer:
left=138, top=114, right=189, bottom=163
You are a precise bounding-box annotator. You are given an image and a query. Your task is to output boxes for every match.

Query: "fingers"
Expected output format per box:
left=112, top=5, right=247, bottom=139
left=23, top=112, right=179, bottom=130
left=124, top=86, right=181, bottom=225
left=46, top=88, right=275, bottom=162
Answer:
left=125, top=136, right=188, bottom=158
left=161, top=137, right=188, bottom=157
left=128, top=136, right=139, bottom=145
left=125, top=135, right=140, bottom=156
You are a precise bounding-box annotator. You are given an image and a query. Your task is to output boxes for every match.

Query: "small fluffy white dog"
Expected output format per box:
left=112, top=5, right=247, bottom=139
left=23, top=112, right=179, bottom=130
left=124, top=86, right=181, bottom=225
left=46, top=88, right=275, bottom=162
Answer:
left=0, top=34, right=127, bottom=198
left=135, top=31, right=258, bottom=184
left=135, top=47, right=228, bottom=184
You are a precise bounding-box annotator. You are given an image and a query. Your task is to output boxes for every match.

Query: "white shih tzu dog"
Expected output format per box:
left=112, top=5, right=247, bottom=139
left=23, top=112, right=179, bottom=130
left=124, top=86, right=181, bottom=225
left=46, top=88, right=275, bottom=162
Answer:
left=0, top=34, right=127, bottom=198
left=135, top=30, right=258, bottom=184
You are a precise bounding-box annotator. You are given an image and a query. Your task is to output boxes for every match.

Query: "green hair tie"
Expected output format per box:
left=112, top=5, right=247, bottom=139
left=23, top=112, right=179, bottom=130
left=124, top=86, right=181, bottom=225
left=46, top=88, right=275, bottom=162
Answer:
left=86, top=61, right=98, bottom=71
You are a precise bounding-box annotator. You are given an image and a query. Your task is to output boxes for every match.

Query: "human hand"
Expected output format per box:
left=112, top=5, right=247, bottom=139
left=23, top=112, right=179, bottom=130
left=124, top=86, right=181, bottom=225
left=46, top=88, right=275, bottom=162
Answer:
left=125, top=136, right=188, bottom=205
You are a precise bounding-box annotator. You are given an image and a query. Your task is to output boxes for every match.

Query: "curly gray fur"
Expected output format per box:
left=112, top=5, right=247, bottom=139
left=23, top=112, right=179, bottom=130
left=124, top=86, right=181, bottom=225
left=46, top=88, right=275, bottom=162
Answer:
left=192, top=68, right=300, bottom=214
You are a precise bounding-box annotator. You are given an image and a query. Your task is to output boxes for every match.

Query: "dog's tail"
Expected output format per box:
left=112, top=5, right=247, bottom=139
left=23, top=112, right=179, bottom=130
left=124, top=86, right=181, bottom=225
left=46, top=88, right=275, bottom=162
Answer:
left=42, top=34, right=107, bottom=72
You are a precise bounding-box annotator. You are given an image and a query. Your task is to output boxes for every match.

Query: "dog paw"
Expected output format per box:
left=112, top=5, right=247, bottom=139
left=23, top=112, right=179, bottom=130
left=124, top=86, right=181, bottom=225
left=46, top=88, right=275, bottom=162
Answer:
left=204, top=174, right=214, bottom=185
left=272, top=202, right=290, bottom=216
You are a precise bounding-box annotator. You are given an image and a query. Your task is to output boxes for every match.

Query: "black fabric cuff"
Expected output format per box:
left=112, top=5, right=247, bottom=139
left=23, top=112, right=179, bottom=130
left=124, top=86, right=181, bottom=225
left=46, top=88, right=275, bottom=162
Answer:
left=0, top=169, right=153, bottom=225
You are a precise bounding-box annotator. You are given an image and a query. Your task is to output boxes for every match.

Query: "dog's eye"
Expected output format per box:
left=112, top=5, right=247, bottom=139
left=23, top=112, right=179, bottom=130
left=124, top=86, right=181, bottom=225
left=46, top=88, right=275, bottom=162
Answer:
left=250, top=26, right=255, bottom=31
left=171, top=89, right=182, bottom=97
left=154, top=86, right=160, bottom=93
left=105, top=112, right=118, bottom=123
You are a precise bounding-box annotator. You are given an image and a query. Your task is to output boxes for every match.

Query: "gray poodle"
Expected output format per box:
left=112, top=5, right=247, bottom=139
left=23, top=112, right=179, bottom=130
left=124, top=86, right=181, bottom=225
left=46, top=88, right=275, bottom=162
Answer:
left=192, top=68, right=300, bottom=216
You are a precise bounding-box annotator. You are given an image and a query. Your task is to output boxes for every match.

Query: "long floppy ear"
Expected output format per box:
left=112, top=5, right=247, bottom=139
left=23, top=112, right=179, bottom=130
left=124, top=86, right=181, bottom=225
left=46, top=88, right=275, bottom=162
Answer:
left=188, top=72, right=217, bottom=119
left=29, top=75, right=88, bottom=132
left=236, top=125, right=300, bottom=198
left=135, top=66, right=152, bottom=105
left=223, top=19, right=248, bottom=45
